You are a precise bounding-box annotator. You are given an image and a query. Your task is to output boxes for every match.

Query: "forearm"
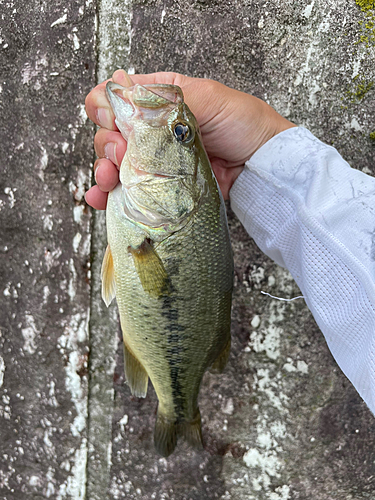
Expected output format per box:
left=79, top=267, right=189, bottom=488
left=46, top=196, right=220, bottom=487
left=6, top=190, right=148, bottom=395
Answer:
left=230, top=127, right=375, bottom=413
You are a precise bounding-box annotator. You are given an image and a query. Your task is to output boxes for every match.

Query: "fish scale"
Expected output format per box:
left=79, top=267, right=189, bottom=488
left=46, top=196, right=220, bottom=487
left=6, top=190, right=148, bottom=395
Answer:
left=102, top=79, right=233, bottom=456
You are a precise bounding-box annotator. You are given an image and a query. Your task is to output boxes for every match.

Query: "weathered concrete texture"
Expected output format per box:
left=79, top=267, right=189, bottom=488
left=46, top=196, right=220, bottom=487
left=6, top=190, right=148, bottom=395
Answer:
left=0, top=0, right=96, bottom=497
left=259, top=0, right=375, bottom=174
left=224, top=212, right=375, bottom=500
left=85, top=1, right=131, bottom=498
left=2, top=0, right=375, bottom=499
left=95, top=0, right=374, bottom=499
left=86, top=212, right=119, bottom=500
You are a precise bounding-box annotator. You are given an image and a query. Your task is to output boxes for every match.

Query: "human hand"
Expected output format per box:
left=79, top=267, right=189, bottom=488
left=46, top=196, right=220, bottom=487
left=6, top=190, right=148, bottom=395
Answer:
left=85, top=70, right=295, bottom=208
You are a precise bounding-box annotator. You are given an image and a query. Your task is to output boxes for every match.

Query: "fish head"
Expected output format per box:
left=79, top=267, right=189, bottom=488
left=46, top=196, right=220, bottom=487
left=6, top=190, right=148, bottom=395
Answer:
left=106, top=81, right=201, bottom=178
left=106, top=82, right=212, bottom=235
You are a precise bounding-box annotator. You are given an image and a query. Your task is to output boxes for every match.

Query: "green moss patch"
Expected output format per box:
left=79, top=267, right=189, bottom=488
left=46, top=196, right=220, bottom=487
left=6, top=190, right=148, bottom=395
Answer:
left=345, top=78, right=374, bottom=103
left=355, top=0, right=375, bottom=11
left=355, top=0, right=375, bottom=46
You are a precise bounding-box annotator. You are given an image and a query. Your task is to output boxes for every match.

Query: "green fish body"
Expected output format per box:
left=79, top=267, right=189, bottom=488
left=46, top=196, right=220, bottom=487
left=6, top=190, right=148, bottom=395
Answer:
left=102, top=81, right=233, bottom=456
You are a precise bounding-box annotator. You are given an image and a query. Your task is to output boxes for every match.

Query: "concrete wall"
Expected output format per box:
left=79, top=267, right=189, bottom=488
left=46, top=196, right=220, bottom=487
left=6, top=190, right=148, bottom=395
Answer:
left=1, top=0, right=374, bottom=498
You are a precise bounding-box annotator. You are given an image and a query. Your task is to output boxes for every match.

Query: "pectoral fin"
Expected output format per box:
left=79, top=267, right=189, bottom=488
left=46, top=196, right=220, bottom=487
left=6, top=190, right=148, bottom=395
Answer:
left=128, top=239, right=169, bottom=298
left=101, top=245, right=116, bottom=307
left=123, top=342, right=148, bottom=398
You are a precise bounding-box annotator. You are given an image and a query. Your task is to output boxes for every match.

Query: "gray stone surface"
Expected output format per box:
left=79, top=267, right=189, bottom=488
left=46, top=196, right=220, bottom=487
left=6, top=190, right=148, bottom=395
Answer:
left=85, top=3, right=132, bottom=498
left=1, top=0, right=375, bottom=499
left=0, top=0, right=95, bottom=497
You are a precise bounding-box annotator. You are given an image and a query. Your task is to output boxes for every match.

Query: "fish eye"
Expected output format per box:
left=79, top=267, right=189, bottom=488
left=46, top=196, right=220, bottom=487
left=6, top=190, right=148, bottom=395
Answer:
left=173, top=122, right=192, bottom=143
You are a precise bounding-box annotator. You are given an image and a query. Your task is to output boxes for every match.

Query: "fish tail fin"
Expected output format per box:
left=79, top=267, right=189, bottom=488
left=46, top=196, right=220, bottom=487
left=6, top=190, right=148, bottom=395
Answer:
left=154, top=412, right=178, bottom=457
left=154, top=409, right=203, bottom=457
left=179, top=409, right=203, bottom=450
left=209, top=338, right=231, bottom=374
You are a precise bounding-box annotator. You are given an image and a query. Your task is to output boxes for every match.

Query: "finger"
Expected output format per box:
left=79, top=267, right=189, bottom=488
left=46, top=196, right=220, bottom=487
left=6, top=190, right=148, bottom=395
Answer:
left=94, top=128, right=127, bottom=167
left=85, top=84, right=117, bottom=130
left=85, top=185, right=108, bottom=210
left=211, top=159, right=243, bottom=201
left=94, top=158, right=120, bottom=192
left=113, top=70, right=183, bottom=87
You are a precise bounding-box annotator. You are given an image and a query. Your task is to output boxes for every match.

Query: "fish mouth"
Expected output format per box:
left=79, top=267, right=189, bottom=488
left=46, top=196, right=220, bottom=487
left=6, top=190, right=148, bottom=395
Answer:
left=106, top=82, right=131, bottom=111
left=106, top=81, right=185, bottom=138
left=106, top=81, right=183, bottom=107
left=106, top=81, right=203, bottom=233
left=105, top=83, right=135, bottom=138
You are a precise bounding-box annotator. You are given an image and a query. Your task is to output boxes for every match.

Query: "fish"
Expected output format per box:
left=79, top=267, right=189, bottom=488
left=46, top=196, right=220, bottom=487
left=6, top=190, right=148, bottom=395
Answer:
left=102, top=77, right=233, bottom=457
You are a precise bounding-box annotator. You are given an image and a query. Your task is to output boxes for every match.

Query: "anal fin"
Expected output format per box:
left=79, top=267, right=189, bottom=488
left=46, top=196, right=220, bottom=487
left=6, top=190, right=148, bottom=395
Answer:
left=101, top=245, right=116, bottom=307
left=209, top=339, right=231, bottom=374
left=128, top=239, right=169, bottom=298
left=123, top=342, right=148, bottom=398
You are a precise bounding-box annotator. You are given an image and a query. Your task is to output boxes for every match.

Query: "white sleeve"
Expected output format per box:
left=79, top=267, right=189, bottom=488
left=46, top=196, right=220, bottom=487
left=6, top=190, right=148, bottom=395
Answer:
left=230, top=126, right=375, bottom=414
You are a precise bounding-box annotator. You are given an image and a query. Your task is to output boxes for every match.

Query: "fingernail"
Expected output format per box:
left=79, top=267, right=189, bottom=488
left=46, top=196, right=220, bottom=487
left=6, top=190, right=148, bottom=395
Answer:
left=94, top=164, right=101, bottom=183
left=104, top=142, right=119, bottom=166
left=97, top=107, right=113, bottom=129
left=113, top=69, right=133, bottom=87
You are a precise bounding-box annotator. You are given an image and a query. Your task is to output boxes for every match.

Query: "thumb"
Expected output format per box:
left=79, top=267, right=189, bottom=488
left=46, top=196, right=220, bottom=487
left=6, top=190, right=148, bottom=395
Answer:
left=112, top=69, right=134, bottom=87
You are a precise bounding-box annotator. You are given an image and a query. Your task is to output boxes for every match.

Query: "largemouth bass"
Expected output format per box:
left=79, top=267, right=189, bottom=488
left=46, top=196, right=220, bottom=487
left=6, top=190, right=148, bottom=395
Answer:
left=102, top=79, right=233, bottom=457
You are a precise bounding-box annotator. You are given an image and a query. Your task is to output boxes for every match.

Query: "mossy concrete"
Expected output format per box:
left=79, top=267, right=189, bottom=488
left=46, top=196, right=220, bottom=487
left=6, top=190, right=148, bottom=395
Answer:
left=1, top=0, right=374, bottom=499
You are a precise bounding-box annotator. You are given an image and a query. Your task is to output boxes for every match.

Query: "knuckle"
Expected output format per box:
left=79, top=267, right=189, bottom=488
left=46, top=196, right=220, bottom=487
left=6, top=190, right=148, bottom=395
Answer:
left=204, top=79, right=220, bottom=94
left=159, top=71, right=182, bottom=85
left=84, top=90, right=94, bottom=114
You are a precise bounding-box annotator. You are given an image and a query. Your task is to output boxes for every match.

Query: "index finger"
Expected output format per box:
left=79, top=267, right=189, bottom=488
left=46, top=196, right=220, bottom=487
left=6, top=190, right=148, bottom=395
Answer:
left=85, top=79, right=115, bottom=129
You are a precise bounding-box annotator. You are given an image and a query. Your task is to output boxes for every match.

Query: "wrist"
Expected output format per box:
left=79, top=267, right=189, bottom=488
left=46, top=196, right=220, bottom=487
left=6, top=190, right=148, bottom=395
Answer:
left=259, top=102, right=296, bottom=154
left=234, top=94, right=296, bottom=164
